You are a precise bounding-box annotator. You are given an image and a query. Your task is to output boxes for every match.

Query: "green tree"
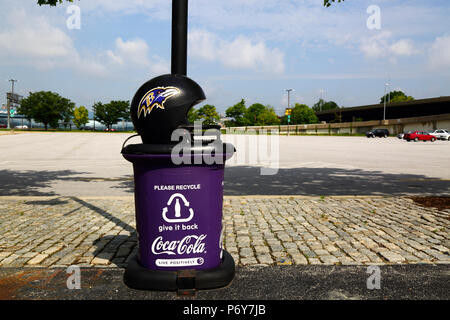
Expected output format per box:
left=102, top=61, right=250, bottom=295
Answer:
left=244, top=103, right=280, bottom=126
left=379, top=91, right=414, bottom=104
left=37, top=0, right=75, bottom=5
left=225, top=99, right=247, bottom=127
left=187, top=107, right=201, bottom=123
left=197, top=104, right=220, bottom=125
left=324, top=0, right=344, bottom=7
left=18, top=91, right=75, bottom=130
left=285, top=103, right=318, bottom=125
left=244, top=103, right=265, bottom=126
left=258, top=106, right=280, bottom=125
left=312, top=99, right=339, bottom=112
left=61, top=97, right=75, bottom=129
left=73, top=106, right=89, bottom=129
left=94, top=100, right=130, bottom=130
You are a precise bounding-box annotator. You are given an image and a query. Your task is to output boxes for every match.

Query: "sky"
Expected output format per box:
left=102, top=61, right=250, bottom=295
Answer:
left=0, top=0, right=449, bottom=116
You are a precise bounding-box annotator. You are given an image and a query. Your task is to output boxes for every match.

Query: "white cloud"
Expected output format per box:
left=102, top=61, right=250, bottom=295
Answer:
left=359, top=31, right=416, bottom=59
left=189, top=30, right=217, bottom=61
left=390, top=39, right=415, bottom=56
left=106, top=50, right=124, bottom=65
left=0, top=7, right=108, bottom=76
left=428, top=35, right=450, bottom=69
left=360, top=31, right=391, bottom=59
left=189, top=30, right=284, bottom=74
left=0, top=9, right=73, bottom=62
left=106, top=37, right=169, bottom=74
left=114, top=38, right=150, bottom=66
left=0, top=7, right=168, bottom=77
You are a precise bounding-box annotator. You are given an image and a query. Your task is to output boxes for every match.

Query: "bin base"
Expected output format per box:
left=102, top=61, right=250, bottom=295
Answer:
left=123, top=251, right=235, bottom=292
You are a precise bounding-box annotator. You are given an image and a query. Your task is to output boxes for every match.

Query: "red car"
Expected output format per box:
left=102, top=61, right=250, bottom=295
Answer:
left=403, top=131, right=437, bottom=142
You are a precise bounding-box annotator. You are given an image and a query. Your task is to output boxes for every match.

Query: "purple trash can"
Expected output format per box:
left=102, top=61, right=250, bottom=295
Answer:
left=123, top=150, right=233, bottom=272
left=122, top=74, right=236, bottom=292
left=122, top=0, right=235, bottom=292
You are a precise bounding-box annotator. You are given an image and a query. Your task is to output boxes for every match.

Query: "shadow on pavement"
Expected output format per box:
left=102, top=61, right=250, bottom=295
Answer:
left=69, top=197, right=136, bottom=266
left=24, top=198, right=70, bottom=206
left=107, top=166, right=450, bottom=196
left=91, top=235, right=135, bottom=265
left=0, top=169, right=89, bottom=196
left=1, top=167, right=448, bottom=197
left=70, top=197, right=134, bottom=233
left=223, top=166, right=450, bottom=196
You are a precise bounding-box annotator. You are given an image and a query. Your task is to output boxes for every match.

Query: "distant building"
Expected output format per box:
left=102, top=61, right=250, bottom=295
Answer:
left=315, top=96, right=450, bottom=123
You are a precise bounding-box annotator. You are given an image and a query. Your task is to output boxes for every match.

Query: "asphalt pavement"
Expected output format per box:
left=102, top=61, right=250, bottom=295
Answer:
left=0, top=132, right=449, bottom=197
left=1, top=264, right=448, bottom=300
left=0, top=132, right=449, bottom=301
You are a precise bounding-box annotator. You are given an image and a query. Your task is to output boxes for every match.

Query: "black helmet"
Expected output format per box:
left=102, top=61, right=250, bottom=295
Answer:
left=130, top=74, right=205, bottom=144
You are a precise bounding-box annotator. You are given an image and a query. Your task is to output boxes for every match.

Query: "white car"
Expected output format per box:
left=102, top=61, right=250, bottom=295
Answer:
left=429, top=129, right=450, bottom=141
left=14, top=125, right=28, bottom=129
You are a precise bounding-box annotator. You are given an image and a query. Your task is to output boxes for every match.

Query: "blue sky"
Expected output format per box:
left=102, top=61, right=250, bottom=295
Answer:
left=0, top=0, right=449, bottom=116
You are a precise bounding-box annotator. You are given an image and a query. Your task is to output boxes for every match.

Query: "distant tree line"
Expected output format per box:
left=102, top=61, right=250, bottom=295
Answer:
left=18, top=90, right=130, bottom=130
left=189, top=99, right=321, bottom=127
left=16, top=89, right=415, bottom=130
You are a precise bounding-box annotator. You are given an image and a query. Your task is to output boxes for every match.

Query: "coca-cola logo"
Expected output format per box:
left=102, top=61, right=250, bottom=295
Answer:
left=151, top=234, right=207, bottom=255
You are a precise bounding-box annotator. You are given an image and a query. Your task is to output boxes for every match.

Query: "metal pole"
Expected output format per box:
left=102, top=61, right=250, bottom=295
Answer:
left=93, top=102, right=96, bottom=132
left=383, top=82, right=390, bottom=121
left=6, top=96, right=10, bottom=129
left=319, top=89, right=324, bottom=111
left=171, top=0, right=188, bottom=76
left=383, top=84, right=386, bottom=121
left=388, top=87, right=391, bottom=104
left=7, top=79, right=18, bottom=129
left=286, top=89, right=293, bottom=136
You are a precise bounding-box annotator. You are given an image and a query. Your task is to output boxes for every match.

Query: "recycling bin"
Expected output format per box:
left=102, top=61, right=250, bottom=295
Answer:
left=121, top=74, right=236, bottom=292
left=122, top=150, right=233, bottom=271
left=121, top=0, right=235, bottom=292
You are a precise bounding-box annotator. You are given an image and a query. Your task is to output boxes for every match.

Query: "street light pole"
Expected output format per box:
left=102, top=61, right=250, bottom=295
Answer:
left=7, top=79, right=18, bottom=129
left=319, top=89, right=324, bottom=111
left=286, top=89, right=293, bottom=136
left=383, top=82, right=390, bottom=121
left=93, top=101, right=96, bottom=132
left=286, top=89, right=293, bottom=109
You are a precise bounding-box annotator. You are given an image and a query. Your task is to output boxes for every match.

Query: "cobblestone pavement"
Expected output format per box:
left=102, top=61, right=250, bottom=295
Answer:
left=0, top=196, right=448, bottom=268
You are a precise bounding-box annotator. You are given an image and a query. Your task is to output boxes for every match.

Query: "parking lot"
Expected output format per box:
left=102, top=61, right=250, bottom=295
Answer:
left=0, top=132, right=448, bottom=196
left=0, top=132, right=448, bottom=300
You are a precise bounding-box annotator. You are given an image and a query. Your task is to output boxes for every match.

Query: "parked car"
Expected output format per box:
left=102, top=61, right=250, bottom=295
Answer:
left=403, top=131, right=437, bottom=142
left=429, top=129, right=450, bottom=141
left=0, top=124, right=6, bottom=128
left=14, top=125, right=28, bottom=129
left=366, top=128, right=389, bottom=138
left=104, top=128, right=116, bottom=132
left=397, top=133, right=404, bottom=139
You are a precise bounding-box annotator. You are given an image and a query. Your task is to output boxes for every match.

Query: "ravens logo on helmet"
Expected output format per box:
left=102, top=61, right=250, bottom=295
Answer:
left=137, top=86, right=180, bottom=118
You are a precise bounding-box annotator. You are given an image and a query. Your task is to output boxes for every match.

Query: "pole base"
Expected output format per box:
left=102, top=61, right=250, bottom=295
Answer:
left=123, top=251, right=235, bottom=292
